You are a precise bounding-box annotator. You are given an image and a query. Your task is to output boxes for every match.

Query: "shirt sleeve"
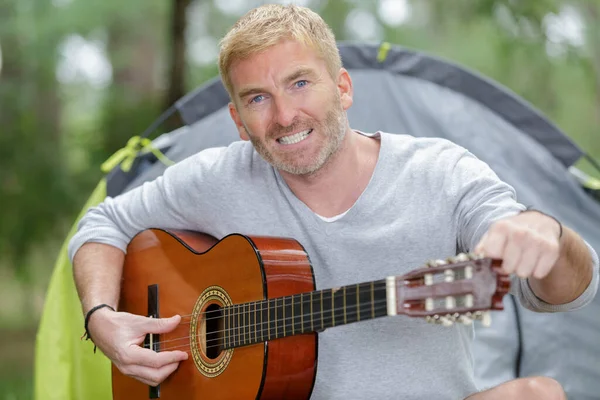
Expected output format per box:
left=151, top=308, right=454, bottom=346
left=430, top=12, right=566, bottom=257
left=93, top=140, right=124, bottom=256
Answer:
left=513, top=240, right=599, bottom=312
left=67, top=147, right=225, bottom=262
left=447, top=149, right=599, bottom=312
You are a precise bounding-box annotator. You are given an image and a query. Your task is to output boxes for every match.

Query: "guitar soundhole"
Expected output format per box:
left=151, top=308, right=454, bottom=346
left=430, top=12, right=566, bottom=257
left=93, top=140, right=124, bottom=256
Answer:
left=201, top=303, right=224, bottom=360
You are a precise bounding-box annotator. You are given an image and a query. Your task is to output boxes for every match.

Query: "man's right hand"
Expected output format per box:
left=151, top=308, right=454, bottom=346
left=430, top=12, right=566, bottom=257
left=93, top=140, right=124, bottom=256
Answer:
left=87, top=308, right=189, bottom=387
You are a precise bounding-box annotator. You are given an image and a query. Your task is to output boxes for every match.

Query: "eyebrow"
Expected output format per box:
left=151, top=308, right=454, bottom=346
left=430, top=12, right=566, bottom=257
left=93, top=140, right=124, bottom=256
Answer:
left=237, top=67, right=316, bottom=100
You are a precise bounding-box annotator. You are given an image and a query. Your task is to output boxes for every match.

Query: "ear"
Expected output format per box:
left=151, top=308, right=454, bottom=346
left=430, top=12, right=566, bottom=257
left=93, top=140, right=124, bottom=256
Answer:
left=337, top=68, right=353, bottom=111
left=229, top=102, right=250, bottom=141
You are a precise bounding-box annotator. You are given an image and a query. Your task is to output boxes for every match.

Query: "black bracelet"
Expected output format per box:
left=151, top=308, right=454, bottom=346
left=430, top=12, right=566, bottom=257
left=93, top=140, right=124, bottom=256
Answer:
left=82, top=303, right=115, bottom=353
left=522, top=206, right=563, bottom=239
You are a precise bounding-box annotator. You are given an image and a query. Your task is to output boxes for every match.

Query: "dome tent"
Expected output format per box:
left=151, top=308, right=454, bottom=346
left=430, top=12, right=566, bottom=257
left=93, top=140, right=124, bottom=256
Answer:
left=35, top=42, right=600, bottom=400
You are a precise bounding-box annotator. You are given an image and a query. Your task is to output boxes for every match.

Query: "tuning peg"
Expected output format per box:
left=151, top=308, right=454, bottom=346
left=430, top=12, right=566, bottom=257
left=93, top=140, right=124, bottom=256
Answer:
left=426, top=314, right=440, bottom=324
left=464, top=294, right=474, bottom=308
left=425, top=297, right=434, bottom=311
left=455, top=253, right=469, bottom=262
left=458, top=314, right=473, bottom=325
left=444, top=269, right=455, bottom=282
left=480, top=311, right=492, bottom=327
left=439, top=315, right=454, bottom=326
left=424, top=273, right=433, bottom=286
left=445, top=296, right=456, bottom=310
left=464, top=265, right=474, bottom=279
left=427, top=259, right=446, bottom=268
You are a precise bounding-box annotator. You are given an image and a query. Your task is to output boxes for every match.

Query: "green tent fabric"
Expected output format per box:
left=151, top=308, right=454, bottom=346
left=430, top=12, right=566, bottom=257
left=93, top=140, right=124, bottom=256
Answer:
left=34, top=179, right=112, bottom=400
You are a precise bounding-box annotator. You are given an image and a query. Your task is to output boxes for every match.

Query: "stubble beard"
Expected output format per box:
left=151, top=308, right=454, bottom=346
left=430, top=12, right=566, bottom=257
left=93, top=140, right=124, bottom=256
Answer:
left=249, top=104, right=348, bottom=176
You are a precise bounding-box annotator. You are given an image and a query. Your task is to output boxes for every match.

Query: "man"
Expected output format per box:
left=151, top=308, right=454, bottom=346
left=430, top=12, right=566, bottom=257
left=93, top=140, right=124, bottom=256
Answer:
left=69, top=4, right=598, bottom=399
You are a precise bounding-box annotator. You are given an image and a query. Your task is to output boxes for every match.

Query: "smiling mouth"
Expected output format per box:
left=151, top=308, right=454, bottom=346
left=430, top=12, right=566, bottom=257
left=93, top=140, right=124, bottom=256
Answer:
left=277, top=129, right=313, bottom=145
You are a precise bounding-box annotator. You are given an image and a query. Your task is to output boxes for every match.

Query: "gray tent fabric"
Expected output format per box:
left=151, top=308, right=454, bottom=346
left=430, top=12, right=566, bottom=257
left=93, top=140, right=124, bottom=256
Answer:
left=116, top=42, right=600, bottom=399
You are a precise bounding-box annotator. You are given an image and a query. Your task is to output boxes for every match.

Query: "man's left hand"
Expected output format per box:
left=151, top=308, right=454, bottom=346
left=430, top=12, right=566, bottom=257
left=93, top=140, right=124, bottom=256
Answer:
left=474, top=210, right=561, bottom=279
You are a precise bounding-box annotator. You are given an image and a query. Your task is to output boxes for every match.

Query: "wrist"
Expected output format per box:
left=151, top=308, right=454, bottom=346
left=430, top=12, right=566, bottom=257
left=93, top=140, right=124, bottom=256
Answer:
left=83, top=303, right=116, bottom=351
left=522, top=207, right=563, bottom=240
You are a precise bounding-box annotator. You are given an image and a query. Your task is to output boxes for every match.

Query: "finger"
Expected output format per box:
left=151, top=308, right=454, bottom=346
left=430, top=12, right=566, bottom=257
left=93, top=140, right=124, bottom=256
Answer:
left=476, top=226, right=507, bottom=259
left=513, top=245, right=540, bottom=279
left=125, top=361, right=181, bottom=387
left=532, top=244, right=560, bottom=279
left=139, top=315, right=183, bottom=334
left=473, top=233, right=488, bottom=255
left=130, top=346, right=189, bottom=369
left=501, top=236, right=523, bottom=275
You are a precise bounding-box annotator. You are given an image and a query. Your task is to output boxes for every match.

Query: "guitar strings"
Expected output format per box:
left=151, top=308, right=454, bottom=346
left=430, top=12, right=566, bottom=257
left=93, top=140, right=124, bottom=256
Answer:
left=156, top=296, right=476, bottom=353
left=161, top=281, right=397, bottom=324
left=141, top=297, right=394, bottom=352
left=145, top=271, right=469, bottom=324
left=140, top=281, right=397, bottom=343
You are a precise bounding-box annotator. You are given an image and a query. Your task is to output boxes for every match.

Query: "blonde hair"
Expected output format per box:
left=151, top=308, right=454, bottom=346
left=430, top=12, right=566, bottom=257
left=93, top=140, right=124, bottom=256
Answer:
left=218, top=4, right=341, bottom=99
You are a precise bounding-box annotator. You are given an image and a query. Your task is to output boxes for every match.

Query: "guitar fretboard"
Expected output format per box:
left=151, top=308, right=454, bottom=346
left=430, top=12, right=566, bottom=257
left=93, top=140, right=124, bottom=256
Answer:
left=222, top=279, right=388, bottom=349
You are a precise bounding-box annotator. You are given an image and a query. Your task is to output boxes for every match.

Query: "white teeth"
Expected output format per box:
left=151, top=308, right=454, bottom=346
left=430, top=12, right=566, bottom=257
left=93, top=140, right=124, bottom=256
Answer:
left=278, top=129, right=311, bottom=145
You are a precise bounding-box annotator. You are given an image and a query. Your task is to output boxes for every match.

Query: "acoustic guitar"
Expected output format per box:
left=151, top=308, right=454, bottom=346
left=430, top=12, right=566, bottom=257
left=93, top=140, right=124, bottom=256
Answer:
left=112, top=229, right=510, bottom=400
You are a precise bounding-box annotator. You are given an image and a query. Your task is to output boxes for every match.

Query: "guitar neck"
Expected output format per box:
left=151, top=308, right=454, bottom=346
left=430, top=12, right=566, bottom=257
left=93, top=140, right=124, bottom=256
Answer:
left=222, top=278, right=393, bottom=349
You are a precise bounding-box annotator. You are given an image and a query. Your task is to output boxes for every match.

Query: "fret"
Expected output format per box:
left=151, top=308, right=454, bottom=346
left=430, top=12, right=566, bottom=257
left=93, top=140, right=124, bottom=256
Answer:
left=229, top=305, right=236, bottom=347
left=300, top=293, right=304, bottom=333
left=292, top=294, right=302, bottom=334
left=282, top=296, right=286, bottom=337
left=374, top=280, right=389, bottom=318
left=331, top=289, right=336, bottom=327
left=252, top=302, right=256, bottom=343
left=247, top=302, right=251, bottom=345
left=236, top=304, right=240, bottom=348
left=223, top=306, right=228, bottom=349
left=268, top=298, right=274, bottom=341
left=243, top=303, right=247, bottom=346
left=256, top=301, right=263, bottom=342
left=302, top=292, right=312, bottom=333
left=343, top=286, right=347, bottom=325
left=356, top=284, right=360, bottom=321
left=310, top=292, right=313, bottom=332
left=320, top=290, right=325, bottom=330
left=371, top=281, right=375, bottom=319
left=249, top=302, right=255, bottom=344
left=359, top=282, right=373, bottom=323
left=344, top=284, right=359, bottom=325
left=290, top=295, right=298, bottom=335
left=275, top=297, right=281, bottom=339
left=228, top=306, right=232, bottom=349
left=333, top=288, right=345, bottom=327
left=320, top=289, right=333, bottom=329
left=262, top=299, right=268, bottom=343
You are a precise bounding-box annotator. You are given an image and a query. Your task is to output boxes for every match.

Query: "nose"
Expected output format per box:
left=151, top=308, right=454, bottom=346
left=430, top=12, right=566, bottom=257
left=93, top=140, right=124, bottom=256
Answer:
left=272, top=95, right=297, bottom=127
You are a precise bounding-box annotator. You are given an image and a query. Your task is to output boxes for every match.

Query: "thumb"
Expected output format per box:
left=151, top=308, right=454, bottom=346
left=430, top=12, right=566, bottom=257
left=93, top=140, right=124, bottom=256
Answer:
left=474, top=232, right=488, bottom=255
left=143, top=315, right=182, bottom=334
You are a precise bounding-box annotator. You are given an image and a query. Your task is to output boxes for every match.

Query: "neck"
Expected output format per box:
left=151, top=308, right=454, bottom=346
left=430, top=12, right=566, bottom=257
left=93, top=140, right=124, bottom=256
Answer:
left=280, top=129, right=380, bottom=217
left=223, top=279, right=390, bottom=349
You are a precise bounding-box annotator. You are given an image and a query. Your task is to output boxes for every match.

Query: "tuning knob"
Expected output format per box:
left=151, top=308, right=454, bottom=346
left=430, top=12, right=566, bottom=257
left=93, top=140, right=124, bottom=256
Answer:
left=455, top=253, right=469, bottom=262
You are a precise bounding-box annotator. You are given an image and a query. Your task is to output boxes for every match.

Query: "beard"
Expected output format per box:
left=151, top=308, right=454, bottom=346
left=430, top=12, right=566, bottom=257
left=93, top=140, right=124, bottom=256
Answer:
left=248, top=100, right=348, bottom=176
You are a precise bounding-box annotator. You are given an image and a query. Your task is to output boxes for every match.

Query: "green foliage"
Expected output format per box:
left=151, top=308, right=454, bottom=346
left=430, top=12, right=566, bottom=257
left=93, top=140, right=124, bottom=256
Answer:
left=1, top=0, right=599, bottom=283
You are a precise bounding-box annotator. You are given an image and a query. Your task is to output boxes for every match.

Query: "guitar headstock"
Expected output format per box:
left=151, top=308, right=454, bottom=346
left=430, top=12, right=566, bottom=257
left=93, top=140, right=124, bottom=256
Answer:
left=394, top=253, right=510, bottom=327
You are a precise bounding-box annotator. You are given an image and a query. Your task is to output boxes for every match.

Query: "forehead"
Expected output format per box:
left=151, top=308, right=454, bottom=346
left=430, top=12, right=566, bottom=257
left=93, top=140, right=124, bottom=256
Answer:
left=228, top=39, right=326, bottom=93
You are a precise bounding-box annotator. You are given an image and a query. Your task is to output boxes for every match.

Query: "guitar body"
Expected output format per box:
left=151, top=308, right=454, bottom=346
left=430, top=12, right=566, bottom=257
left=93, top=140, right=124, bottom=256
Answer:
left=112, top=229, right=318, bottom=400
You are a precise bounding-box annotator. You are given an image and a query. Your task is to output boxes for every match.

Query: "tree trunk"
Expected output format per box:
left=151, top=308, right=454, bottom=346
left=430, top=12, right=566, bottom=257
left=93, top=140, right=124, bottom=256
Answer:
left=165, top=0, right=191, bottom=115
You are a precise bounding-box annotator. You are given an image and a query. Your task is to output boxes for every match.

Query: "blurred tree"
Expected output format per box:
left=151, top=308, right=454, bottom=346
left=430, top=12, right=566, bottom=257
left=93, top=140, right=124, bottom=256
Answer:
left=0, top=0, right=598, bottom=283
left=0, top=0, right=74, bottom=279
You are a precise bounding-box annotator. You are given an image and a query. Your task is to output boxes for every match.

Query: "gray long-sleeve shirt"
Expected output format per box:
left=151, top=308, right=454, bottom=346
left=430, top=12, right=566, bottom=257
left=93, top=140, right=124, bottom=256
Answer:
left=69, top=131, right=599, bottom=399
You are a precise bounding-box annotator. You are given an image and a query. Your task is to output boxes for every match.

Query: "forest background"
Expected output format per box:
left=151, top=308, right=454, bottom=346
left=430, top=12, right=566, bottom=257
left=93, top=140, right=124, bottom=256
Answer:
left=1, top=0, right=599, bottom=398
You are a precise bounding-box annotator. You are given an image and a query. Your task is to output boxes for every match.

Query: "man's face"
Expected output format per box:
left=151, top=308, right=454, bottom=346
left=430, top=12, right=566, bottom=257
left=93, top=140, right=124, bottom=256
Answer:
left=228, top=40, right=352, bottom=176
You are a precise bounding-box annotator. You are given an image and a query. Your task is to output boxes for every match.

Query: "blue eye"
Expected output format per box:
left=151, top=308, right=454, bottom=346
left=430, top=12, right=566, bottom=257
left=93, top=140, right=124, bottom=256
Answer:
left=250, top=95, right=264, bottom=104
left=295, top=80, right=308, bottom=88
